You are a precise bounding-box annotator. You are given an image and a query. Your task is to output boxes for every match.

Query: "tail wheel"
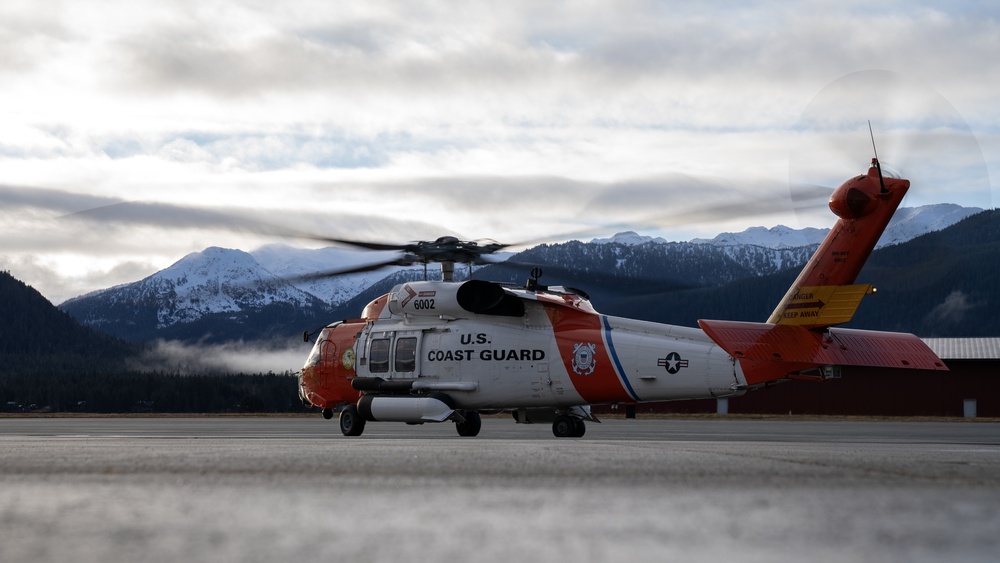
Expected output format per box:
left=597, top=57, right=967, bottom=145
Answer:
left=339, top=404, right=366, bottom=437
left=456, top=410, right=482, bottom=437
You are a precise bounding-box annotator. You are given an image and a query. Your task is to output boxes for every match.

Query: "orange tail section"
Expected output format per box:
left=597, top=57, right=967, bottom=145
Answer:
left=768, top=162, right=905, bottom=327
left=699, top=161, right=948, bottom=385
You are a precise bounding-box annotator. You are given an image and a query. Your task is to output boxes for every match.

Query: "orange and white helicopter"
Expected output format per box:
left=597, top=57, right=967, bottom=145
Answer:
left=298, top=156, right=947, bottom=437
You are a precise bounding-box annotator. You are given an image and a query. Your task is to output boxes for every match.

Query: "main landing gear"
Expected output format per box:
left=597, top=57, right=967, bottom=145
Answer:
left=455, top=410, right=482, bottom=437
left=339, top=404, right=366, bottom=436
left=330, top=404, right=482, bottom=437
left=511, top=407, right=593, bottom=438
left=552, top=415, right=586, bottom=438
left=327, top=402, right=590, bottom=438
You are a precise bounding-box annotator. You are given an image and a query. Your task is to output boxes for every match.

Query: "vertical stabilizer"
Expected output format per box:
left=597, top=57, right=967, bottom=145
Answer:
left=766, top=162, right=908, bottom=327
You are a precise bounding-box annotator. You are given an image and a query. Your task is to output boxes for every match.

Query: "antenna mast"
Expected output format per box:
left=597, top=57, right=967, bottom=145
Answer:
left=868, top=120, right=888, bottom=194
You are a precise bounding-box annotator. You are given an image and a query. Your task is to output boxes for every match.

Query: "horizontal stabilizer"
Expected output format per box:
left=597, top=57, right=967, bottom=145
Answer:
left=698, top=319, right=948, bottom=385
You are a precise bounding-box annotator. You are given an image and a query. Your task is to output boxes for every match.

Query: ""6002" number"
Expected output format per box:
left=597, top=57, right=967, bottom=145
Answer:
left=412, top=298, right=435, bottom=310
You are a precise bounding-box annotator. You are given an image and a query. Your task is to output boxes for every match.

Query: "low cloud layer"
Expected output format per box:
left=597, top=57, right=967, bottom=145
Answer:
left=135, top=339, right=309, bottom=376
left=926, top=290, right=976, bottom=325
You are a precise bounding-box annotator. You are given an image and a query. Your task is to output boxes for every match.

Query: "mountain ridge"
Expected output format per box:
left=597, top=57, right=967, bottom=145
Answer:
left=603, top=209, right=1000, bottom=337
left=57, top=204, right=988, bottom=343
left=59, top=247, right=337, bottom=344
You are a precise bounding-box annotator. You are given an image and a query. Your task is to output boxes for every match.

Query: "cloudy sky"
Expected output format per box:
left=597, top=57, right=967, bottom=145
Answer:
left=2, top=0, right=998, bottom=304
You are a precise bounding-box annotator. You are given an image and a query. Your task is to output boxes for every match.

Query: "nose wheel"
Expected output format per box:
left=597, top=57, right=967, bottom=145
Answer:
left=552, top=415, right=586, bottom=438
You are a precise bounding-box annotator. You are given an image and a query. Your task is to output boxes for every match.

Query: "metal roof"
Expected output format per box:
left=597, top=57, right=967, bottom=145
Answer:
left=921, top=338, right=1000, bottom=360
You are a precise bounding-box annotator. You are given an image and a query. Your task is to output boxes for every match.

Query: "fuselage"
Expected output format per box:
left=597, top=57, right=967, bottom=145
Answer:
left=299, top=280, right=747, bottom=412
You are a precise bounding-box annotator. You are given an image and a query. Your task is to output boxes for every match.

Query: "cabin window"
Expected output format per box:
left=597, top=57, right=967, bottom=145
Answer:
left=369, top=338, right=391, bottom=373
left=395, top=337, right=417, bottom=373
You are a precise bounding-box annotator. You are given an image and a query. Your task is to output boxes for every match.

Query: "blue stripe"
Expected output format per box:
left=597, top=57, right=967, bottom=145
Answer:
left=602, top=316, right=641, bottom=402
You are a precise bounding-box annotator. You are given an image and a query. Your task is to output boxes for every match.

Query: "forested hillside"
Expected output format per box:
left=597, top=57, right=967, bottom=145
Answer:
left=850, top=209, right=1000, bottom=335
left=0, top=271, right=136, bottom=371
left=0, top=271, right=301, bottom=413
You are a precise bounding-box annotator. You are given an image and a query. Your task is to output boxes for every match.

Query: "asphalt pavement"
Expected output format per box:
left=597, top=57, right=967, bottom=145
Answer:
left=1, top=416, right=998, bottom=562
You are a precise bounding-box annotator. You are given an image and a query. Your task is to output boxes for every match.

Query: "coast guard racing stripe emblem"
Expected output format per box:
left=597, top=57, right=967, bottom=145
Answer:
left=571, top=342, right=597, bottom=376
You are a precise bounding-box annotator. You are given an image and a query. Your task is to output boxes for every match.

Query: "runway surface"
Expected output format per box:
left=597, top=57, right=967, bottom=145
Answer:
left=2, top=416, right=999, bottom=562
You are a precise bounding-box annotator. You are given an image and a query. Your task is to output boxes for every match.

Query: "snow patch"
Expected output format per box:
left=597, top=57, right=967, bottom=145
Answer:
left=691, top=225, right=829, bottom=249
left=591, top=231, right=669, bottom=245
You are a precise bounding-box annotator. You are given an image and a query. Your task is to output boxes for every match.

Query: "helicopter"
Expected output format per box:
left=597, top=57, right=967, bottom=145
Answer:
left=297, top=156, right=948, bottom=437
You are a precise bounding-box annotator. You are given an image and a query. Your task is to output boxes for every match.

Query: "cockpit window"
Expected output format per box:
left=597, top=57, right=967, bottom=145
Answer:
left=304, top=330, right=328, bottom=368
left=395, top=337, right=417, bottom=372
left=369, top=338, right=391, bottom=373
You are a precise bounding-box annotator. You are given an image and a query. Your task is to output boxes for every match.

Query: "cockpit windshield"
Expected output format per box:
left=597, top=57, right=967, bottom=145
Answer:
left=303, top=329, right=330, bottom=369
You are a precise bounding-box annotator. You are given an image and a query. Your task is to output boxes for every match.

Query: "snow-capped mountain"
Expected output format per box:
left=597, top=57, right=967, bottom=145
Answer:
left=689, top=225, right=829, bottom=249
left=496, top=237, right=818, bottom=290
left=251, top=244, right=420, bottom=307
left=59, top=204, right=984, bottom=343
left=147, top=247, right=322, bottom=326
left=485, top=204, right=985, bottom=300
left=251, top=243, right=514, bottom=307
left=686, top=203, right=982, bottom=250
left=591, top=231, right=669, bottom=245
left=875, top=204, right=982, bottom=247
left=60, top=247, right=335, bottom=343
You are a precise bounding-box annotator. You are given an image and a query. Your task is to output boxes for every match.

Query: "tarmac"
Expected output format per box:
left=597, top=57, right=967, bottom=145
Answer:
left=1, top=416, right=998, bottom=562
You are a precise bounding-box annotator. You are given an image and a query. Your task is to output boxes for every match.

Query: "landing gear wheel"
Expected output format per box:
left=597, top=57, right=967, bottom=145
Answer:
left=455, top=411, right=482, bottom=437
left=322, top=408, right=334, bottom=420
left=552, top=415, right=578, bottom=438
left=339, top=404, right=366, bottom=437
left=573, top=419, right=586, bottom=437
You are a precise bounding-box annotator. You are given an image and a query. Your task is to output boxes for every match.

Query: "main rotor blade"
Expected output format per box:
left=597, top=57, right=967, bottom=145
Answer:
left=503, top=183, right=833, bottom=250
left=302, top=237, right=412, bottom=252
left=287, top=256, right=418, bottom=282
left=60, top=200, right=454, bottom=251
left=474, top=258, right=701, bottom=301
left=63, top=201, right=284, bottom=234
